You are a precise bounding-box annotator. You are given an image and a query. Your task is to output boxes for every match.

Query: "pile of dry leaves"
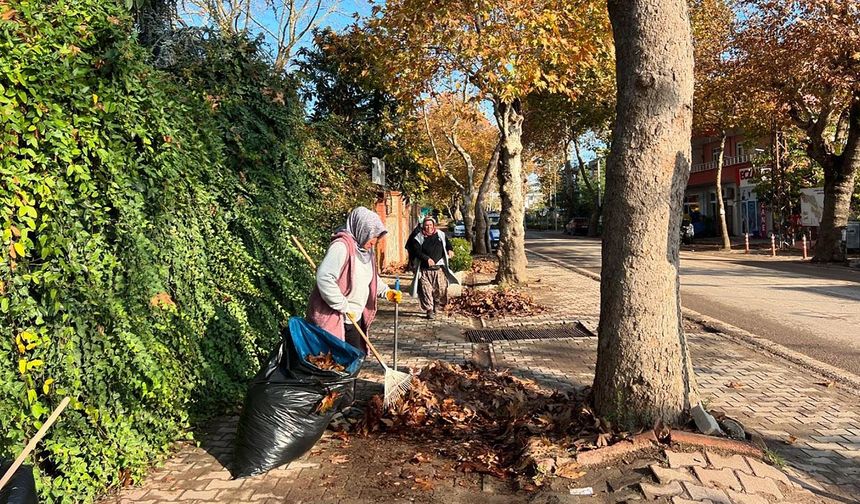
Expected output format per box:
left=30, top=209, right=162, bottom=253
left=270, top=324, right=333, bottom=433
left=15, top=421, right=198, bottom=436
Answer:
left=345, top=361, right=629, bottom=484
left=306, top=352, right=346, bottom=372
left=470, top=257, right=498, bottom=275
left=445, top=288, right=546, bottom=319
left=381, top=262, right=410, bottom=275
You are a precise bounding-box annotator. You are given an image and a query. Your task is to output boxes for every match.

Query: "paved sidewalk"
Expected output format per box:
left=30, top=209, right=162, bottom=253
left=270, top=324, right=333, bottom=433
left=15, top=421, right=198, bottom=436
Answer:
left=101, top=256, right=860, bottom=503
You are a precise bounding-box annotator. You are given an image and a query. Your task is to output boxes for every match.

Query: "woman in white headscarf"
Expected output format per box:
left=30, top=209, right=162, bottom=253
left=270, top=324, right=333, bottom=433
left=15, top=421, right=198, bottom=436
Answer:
left=306, top=207, right=402, bottom=353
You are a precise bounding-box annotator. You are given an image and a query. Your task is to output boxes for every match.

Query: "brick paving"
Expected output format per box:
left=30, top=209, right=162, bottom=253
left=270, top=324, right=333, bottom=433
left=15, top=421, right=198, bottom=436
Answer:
left=100, top=255, right=860, bottom=503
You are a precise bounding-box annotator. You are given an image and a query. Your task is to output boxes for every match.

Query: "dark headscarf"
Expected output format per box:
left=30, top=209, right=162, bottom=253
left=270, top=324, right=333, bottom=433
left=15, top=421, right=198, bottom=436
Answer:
left=343, top=207, right=387, bottom=263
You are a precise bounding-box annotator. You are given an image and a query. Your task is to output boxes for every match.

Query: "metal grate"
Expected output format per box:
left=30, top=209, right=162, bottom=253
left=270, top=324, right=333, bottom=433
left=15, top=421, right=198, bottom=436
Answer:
left=464, top=322, right=594, bottom=343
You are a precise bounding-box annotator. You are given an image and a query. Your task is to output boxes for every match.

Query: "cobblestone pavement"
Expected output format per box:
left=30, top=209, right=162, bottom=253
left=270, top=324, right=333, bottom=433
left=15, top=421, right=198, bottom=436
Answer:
left=101, top=256, right=860, bottom=503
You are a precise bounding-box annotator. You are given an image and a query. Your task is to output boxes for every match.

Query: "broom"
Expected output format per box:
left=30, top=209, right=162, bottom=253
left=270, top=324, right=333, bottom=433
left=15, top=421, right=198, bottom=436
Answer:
left=291, top=235, right=412, bottom=410
left=0, top=396, right=71, bottom=494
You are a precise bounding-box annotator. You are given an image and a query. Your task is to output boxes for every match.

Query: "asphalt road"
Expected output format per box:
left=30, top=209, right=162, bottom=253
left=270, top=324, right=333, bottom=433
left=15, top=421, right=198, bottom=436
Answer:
left=525, top=232, right=860, bottom=376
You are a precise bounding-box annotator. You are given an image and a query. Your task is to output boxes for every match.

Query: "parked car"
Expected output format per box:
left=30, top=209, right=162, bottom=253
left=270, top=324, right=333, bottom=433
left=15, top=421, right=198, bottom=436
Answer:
left=565, top=217, right=588, bottom=236
left=453, top=221, right=466, bottom=237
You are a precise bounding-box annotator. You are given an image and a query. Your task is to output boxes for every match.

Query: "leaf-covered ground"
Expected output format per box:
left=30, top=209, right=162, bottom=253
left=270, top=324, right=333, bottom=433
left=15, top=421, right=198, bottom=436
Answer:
left=445, top=289, right=547, bottom=319
left=336, top=361, right=634, bottom=487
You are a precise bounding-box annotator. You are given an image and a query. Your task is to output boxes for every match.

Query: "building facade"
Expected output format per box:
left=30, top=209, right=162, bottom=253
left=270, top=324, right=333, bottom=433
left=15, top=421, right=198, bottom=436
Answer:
left=685, top=133, right=772, bottom=238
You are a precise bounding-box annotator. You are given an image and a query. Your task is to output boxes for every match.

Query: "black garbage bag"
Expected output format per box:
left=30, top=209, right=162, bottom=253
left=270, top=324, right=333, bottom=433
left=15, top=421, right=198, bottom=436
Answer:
left=231, top=317, right=364, bottom=478
left=0, top=460, right=38, bottom=504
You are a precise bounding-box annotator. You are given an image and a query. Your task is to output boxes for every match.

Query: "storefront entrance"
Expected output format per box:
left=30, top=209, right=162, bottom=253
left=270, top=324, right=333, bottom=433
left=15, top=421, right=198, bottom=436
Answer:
left=741, top=199, right=759, bottom=236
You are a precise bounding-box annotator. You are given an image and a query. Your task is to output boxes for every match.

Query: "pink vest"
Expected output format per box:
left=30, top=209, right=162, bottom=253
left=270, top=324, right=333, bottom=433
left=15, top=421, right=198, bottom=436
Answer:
left=306, top=232, right=378, bottom=340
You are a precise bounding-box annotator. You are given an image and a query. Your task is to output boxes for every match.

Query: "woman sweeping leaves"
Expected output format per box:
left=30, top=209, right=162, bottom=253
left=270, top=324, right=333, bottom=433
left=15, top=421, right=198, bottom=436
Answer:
left=408, top=216, right=460, bottom=319
left=307, top=207, right=402, bottom=353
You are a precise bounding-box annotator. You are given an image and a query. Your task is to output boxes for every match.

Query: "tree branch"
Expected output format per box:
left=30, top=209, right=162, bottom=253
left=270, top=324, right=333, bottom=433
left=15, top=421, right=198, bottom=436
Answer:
left=572, top=137, right=595, bottom=196
left=422, top=104, right=465, bottom=191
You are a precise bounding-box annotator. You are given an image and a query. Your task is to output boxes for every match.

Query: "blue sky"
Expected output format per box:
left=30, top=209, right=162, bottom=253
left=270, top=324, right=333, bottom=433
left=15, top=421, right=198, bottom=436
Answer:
left=180, top=0, right=374, bottom=66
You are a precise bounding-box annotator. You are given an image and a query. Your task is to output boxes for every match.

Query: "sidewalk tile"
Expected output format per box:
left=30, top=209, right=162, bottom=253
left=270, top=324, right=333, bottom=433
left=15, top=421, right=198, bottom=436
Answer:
left=666, top=451, right=707, bottom=469
left=737, top=472, right=784, bottom=499
left=705, top=452, right=751, bottom=474
left=650, top=465, right=697, bottom=485
left=639, top=481, right=684, bottom=499
left=692, top=467, right=742, bottom=491
left=727, top=490, right=769, bottom=504
left=682, top=482, right=731, bottom=504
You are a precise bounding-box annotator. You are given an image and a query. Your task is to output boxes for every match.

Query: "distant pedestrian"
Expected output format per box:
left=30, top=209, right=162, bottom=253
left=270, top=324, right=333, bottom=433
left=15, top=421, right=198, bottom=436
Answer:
left=405, top=220, right=422, bottom=271
left=306, top=207, right=402, bottom=353
left=407, top=216, right=459, bottom=319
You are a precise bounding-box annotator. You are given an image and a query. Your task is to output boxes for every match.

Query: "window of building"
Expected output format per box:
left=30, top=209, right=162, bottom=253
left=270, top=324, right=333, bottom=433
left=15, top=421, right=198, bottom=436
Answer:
left=711, top=146, right=721, bottom=162
left=684, top=195, right=701, bottom=221
left=736, top=142, right=745, bottom=158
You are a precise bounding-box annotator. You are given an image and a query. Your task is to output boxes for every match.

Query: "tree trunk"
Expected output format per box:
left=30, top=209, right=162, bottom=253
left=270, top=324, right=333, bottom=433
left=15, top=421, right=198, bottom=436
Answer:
left=460, top=194, right=475, bottom=243
left=494, top=98, right=528, bottom=285
left=594, top=0, right=697, bottom=428
left=715, top=132, right=731, bottom=250
left=474, top=141, right=501, bottom=255
left=449, top=132, right=477, bottom=244
left=813, top=99, right=860, bottom=262
left=588, top=207, right=601, bottom=237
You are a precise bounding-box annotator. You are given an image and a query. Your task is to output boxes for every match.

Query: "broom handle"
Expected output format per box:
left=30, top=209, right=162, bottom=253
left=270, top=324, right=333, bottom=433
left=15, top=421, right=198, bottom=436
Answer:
left=291, top=235, right=317, bottom=270
left=0, top=396, right=71, bottom=493
left=345, top=312, right=387, bottom=369
left=291, top=235, right=387, bottom=369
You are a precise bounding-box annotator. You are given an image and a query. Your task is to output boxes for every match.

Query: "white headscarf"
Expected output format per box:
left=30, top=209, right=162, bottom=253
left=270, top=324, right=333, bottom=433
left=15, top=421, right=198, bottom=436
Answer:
left=343, top=207, right=387, bottom=263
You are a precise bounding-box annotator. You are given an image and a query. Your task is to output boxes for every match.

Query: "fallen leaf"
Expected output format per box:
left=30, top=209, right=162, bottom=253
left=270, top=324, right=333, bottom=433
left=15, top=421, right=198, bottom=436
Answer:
left=306, top=351, right=346, bottom=372
left=314, top=391, right=341, bottom=415
left=412, top=477, right=434, bottom=491
left=814, top=380, right=836, bottom=388
left=786, top=435, right=798, bottom=445
left=555, top=458, right=584, bottom=479
left=329, top=454, right=349, bottom=464
left=411, top=452, right=431, bottom=464
left=726, top=381, right=744, bottom=389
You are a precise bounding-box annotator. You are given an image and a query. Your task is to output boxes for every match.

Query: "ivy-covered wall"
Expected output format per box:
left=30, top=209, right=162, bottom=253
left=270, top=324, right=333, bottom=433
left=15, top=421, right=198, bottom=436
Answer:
left=0, top=1, right=362, bottom=501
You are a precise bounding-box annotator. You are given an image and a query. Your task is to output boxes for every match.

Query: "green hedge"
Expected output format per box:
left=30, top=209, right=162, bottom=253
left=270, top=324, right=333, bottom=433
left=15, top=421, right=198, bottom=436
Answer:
left=448, top=238, right=472, bottom=272
left=0, top=1, right=355, bottom=501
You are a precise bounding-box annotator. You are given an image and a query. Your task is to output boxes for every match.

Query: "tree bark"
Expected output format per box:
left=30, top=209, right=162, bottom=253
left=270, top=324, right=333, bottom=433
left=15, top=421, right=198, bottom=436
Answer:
left=593, top=0, right=698, bottom=428
left=494, top=98, right=528, bottom=285
left=812, top=98, right=860, bottom=262
left=448, top=132, right=476, bottom=244
left=715, top=131, right=731, bottom=250
left=474, top=140, right=501, bottom=255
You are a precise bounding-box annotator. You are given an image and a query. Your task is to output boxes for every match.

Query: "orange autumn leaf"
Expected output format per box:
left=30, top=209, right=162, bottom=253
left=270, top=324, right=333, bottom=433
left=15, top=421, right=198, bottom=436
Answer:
left=315, top=391, right=341, bottom=415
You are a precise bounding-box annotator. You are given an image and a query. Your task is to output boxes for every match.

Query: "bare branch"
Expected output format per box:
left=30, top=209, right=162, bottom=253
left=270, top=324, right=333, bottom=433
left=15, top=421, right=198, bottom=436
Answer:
left=572, top=137, right=595, bottom=196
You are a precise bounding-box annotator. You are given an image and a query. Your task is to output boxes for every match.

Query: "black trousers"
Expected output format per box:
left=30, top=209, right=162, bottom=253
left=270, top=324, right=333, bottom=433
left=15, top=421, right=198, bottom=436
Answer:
left=344, top=323, right=368, bottom=355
